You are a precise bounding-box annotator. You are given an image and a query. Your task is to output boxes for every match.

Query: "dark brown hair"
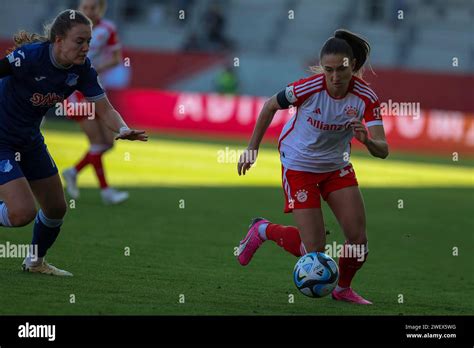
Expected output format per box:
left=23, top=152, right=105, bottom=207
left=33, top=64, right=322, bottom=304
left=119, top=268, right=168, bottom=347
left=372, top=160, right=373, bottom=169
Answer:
left=9, top=10, right=92, bottom=52
left=311, top=29, right=371, bottom=78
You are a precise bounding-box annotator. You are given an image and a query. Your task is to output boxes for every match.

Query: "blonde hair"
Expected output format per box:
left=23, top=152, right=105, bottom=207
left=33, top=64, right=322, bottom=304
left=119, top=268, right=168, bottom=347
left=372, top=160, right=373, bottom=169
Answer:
left=9, top=10, right=92, bottom=53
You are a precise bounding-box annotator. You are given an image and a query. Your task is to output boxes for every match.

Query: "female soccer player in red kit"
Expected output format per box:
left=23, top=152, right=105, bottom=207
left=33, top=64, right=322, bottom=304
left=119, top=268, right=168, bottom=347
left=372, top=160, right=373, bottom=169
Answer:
left=236, top=29, right=389, bottom=304
left=63, top=0, right=130, bottom=205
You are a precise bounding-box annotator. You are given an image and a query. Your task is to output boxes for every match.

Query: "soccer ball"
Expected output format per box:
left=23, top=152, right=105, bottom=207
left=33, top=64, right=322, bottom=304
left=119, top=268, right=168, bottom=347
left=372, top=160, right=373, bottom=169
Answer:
left=293, top=252, right=339, bottom=298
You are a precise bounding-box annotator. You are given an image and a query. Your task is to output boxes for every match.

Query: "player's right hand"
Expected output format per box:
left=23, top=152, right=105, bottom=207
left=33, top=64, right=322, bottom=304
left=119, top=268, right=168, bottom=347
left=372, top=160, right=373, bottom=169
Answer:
left=237, top=148, right=258, bottom=176
left=115, top=129, right=149, bottom=141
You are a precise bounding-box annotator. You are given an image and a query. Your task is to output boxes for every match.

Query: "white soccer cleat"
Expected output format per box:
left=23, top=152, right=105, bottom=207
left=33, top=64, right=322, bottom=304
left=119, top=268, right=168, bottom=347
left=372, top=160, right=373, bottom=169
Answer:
left=101, top=187, right=129, bottom=205
left=62, top=167, right=80, bottom=199
left=22, top=258, right=73, bottom=277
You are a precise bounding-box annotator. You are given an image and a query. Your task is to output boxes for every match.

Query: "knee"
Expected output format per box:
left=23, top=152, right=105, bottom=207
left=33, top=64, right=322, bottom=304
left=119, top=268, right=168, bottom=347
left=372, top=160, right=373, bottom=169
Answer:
left=43, top=199, right=67, bottom=220
left=345, top=231, right=367, bottom=245
left=9, top=206, right=37, bottom=227
left=341, top=220, right=367, bottom=245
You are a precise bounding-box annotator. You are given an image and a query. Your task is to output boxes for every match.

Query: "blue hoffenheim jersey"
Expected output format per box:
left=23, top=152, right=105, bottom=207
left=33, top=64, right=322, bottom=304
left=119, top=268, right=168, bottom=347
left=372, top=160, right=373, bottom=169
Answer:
left=0, top=42, right=105, bottom=148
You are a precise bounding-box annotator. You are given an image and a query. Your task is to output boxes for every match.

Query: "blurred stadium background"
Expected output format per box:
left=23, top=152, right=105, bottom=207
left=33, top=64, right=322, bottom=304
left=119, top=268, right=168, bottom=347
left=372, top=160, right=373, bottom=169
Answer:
left=0, top=0, right=472, bottom=315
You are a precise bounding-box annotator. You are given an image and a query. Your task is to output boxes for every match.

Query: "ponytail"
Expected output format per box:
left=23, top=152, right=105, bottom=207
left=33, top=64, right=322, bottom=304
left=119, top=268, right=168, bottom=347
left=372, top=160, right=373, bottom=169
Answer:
left=8, top=31, right=48, bottom=54
left=311, top=28, right=372, bottom=79
left=8, top=9, right=91, bottom=53
left=333, top=29, right=370, bottom=72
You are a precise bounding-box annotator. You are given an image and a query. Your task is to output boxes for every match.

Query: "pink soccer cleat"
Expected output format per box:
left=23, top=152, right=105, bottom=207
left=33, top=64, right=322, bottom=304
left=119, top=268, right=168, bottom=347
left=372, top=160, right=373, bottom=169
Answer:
left=236, top=217, right=269, bottom=266
left=331, top=288, right=373, bottom=305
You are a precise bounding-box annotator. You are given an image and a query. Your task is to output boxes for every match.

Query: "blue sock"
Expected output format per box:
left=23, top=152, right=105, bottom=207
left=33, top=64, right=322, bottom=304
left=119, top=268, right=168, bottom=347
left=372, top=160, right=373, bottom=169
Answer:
left=32, top=210, right=63, bottom=258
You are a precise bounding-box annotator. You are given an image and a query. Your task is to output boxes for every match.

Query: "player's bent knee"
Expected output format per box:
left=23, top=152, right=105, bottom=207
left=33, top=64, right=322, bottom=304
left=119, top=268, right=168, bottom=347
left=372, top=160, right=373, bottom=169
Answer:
left=51, top=202, right=67, bottom=220
left=42, top=199, right=67, bottom=220
left=9, top=207, right=37, bottom=227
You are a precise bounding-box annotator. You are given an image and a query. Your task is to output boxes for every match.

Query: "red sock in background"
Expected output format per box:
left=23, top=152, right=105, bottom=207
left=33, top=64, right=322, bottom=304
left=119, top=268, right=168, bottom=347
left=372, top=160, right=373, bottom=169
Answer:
left=88, top=152, right=108, bottom=189
left=74, top=152, right=91, bottom=173
left=337, top=243, right=368, bottom=288
left=265, top=223, right=305, bottom=257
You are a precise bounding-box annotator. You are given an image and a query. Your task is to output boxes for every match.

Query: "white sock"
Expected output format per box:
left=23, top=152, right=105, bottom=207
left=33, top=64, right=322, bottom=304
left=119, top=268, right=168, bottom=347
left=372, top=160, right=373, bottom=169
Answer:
left=26, top=255, right=43, bottom=267
left=335, top=285, right=348, bottom=292
left=90, top=144, right=112, bottom=154
left=0, top=202, right=12, bottom=227
left=258, top=223, right=268, bottom=240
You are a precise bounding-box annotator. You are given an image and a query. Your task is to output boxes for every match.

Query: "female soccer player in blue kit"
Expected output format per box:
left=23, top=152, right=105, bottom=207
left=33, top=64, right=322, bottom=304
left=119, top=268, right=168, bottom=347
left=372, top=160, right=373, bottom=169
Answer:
left=0, top=10, right=147, bottom=276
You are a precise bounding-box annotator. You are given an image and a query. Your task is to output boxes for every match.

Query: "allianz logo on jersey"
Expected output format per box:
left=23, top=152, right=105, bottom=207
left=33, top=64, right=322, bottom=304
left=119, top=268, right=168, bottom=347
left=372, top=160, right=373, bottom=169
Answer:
left=306, top=116, right=352, bottom=131
left=30, top=93, right=64, bottom=107
left=307, top=104, right=358, bottom=131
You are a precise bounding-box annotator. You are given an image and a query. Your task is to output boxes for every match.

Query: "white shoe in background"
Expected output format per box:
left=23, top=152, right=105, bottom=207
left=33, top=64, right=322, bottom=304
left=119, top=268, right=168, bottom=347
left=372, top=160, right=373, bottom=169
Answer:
left=101, top=187, right=129, bottom=205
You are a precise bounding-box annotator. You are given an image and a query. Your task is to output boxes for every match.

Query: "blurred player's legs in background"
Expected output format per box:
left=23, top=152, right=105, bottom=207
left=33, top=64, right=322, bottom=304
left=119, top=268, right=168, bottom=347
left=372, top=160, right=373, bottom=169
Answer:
left=63, top=117, right=129, bottom=205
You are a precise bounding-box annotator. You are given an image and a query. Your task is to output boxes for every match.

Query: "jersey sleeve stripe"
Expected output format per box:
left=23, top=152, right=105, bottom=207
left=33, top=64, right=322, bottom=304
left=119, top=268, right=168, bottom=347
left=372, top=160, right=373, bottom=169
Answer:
left=354, top=81, right=377, bottom=98
left=298, top=86, right=323, bottom=97
left=295, top=82, right=323, bottom=96
left=354, top=81, right=377, bottom=100
left=295, top=76, right=324, bottom=90
left=353, top=86, right=376, bottom=103
left=295, top=79, right=323, bottom=91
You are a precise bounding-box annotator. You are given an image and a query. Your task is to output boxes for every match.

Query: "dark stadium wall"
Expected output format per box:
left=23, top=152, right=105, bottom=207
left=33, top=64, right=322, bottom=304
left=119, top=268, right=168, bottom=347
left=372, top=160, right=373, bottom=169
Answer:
left=365, top=69, right=474, bottom=113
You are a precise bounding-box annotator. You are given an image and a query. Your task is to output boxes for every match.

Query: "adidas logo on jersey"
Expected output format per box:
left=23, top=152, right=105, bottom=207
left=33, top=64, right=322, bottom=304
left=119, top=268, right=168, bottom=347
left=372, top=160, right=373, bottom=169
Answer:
left=313, top=107, right=322, bottom=115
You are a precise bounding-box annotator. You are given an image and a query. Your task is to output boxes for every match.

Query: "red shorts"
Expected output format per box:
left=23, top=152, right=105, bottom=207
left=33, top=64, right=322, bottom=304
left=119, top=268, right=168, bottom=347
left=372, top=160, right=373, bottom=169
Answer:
left=282, top=164, right=358, bottom=213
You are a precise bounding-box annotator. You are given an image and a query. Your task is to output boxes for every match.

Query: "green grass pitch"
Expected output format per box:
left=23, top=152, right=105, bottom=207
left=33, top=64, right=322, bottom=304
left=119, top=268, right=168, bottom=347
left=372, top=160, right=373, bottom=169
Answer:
left=0, top=121, right=472, bottom=315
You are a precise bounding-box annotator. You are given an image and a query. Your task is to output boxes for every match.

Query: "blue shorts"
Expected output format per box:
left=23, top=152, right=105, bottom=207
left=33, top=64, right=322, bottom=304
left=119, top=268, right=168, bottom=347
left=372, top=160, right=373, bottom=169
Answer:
left=0, top=141, right=58, bottom=185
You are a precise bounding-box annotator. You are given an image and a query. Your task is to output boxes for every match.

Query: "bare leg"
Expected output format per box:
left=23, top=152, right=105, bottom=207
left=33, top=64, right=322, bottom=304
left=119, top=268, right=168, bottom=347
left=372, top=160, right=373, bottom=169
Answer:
left=292, top=208, right=327, bottom=252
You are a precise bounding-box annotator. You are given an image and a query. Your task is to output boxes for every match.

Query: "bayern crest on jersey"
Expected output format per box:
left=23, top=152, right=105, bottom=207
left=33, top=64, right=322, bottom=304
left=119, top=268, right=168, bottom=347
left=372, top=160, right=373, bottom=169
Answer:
left=344, top=105, right=358, bottom=117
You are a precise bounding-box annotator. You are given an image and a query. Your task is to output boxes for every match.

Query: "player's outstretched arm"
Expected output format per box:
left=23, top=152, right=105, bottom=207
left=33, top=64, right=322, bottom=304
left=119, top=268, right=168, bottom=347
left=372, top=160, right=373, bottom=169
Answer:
left=94, top=96, right=148, bottom=142
left=238, top=94, right=281, bottom=176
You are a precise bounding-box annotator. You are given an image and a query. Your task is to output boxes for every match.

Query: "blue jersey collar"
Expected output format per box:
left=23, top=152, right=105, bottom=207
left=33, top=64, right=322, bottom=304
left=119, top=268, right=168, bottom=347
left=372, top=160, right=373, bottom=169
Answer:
left=49, top=44, right=73, bottom=70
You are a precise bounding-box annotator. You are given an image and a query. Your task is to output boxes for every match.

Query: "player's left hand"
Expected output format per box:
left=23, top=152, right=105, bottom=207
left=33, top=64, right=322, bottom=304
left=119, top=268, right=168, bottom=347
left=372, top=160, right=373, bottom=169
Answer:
left=115, top=129, right=149, bottom=141
left=350, top=119, right=368, bottom=145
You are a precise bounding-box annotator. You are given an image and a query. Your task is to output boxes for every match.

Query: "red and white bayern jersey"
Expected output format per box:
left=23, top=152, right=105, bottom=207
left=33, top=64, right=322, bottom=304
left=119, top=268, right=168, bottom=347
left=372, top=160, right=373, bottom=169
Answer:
left=88, top=18, right=121, bottom=70
left=278, top=73, right=383, bottom=173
